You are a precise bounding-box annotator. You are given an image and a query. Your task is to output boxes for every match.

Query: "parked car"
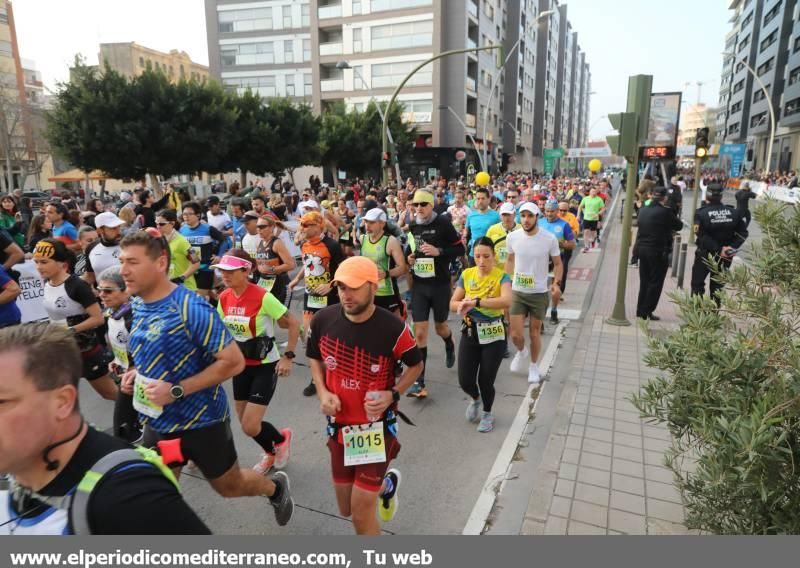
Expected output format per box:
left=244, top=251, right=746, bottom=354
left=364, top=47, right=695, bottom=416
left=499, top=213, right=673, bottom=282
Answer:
left=22, top=191, right=51, bottom=209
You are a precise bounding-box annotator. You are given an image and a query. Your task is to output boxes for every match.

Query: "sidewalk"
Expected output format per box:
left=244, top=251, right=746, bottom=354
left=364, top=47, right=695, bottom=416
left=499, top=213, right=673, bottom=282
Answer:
left=520, top=208, right=693, bottom=535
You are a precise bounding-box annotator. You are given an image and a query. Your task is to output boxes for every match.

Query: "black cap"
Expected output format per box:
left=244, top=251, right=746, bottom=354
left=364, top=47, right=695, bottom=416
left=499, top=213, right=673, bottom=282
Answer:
left=206, top=195, right=221, bottom=205
left=651, top=186, right=668, bottom=198
left=707, top=183, right=724, bottom=195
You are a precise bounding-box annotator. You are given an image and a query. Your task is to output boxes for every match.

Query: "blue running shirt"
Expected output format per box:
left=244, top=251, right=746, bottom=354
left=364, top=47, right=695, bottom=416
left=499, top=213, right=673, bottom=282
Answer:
left=128, top=285, right=233, bottom=433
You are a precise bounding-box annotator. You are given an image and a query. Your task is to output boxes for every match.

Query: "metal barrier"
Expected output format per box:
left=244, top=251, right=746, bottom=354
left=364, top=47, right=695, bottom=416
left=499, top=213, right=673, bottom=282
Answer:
left=676, top=243, right=688, bottom=289
left=671, top=234, right=682, bottom=277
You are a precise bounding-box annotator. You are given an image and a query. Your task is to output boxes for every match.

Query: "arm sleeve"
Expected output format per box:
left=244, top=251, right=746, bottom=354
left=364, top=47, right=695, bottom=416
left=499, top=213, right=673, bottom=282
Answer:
left=394, top=323, right=422, bottom=367
left=66, top=276, right=100, bottom=308
left=152, top=193, right=170, bottom=212
left=500, top=273, right=511, bottom=284
left=185, top=295, right=234, bottom=356
left=305, top=312, right=322, bottom=361
left=88, top=464, right=211, bottom=535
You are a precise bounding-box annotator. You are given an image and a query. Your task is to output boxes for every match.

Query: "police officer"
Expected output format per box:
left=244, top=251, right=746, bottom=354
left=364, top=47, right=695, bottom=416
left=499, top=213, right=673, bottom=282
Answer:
left=635, top=187, right=683, bottom=321
left=691, top=183, right=748, bottom=303
left=734, top=182, right=757, bottom=228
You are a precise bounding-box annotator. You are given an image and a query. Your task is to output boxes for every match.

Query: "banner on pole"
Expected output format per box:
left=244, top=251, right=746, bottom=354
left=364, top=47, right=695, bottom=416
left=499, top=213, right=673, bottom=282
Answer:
left=718, top=143, right=747, bottom=177
left=543, top=148, right=564, bottom=176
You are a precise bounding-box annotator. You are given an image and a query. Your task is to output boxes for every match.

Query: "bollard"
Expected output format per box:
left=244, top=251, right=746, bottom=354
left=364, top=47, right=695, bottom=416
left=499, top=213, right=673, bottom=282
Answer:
left=671, top=234, right=682, bottom=277
left=676, top=243, right=688, bottom=289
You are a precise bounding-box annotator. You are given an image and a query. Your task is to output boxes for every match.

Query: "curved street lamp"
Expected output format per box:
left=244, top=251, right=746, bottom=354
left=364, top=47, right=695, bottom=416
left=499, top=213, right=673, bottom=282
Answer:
left=440, top=105, right=483, bottom=170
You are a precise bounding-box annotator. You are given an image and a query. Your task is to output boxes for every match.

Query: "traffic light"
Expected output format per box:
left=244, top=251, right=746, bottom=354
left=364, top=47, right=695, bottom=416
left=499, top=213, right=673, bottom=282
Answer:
left=606, top=112, right=638, bottom=159
left=695, top=127, right=709, bottom=159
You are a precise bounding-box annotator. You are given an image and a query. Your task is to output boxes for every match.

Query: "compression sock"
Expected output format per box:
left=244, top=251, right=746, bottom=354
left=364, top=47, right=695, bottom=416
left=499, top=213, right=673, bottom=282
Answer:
left=418, top=346, right=427, bottom=387
left=443, top=333, right=454, bottom=350
left=252, top=421, right=285, bottom=454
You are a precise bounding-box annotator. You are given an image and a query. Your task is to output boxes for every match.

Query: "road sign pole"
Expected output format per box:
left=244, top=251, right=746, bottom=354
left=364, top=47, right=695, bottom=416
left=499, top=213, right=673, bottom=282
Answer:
left=687, top=155, right=704, bottom=245
left=607, top=74, right=653, bottom=327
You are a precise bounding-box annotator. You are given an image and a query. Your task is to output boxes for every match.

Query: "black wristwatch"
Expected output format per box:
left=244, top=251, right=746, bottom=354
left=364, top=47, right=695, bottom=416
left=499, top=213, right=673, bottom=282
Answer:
left=392, top=389, right=401, bottom=403
left=283, top=351, right=296, bottom=359
left=170, top=384, right=185, bottom=400
left=476, top=297, right=482, bottom=308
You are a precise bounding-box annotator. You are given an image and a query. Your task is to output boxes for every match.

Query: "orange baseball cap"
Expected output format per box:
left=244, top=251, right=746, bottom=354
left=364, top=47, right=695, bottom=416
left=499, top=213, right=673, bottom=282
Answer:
left=333, top=256, right=379, bottom=288
left=300, top=211, right=324, bottom=226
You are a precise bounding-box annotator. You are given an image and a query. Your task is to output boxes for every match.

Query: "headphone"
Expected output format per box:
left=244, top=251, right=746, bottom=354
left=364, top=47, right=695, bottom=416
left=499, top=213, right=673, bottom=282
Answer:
left=43, top=418, right=85, bottom=472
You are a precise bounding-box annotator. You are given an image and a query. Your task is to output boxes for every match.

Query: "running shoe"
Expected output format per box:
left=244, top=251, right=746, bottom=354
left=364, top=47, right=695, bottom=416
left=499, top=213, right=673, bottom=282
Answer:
left=445, top=344, right=456, bottom=368
left=528, top=362, right=541, bottom=385
left=253, top=453, right=275, bottom=475
left=406, top=382, right=428, bottom=398
left=582, top=247, right=590, bottom=253
left=273, top=428, right=293, bottom=469
left=378, top=468, right=402, bottom=522
left=466, top=399, right=481, bottom=423
left=269, top=471, right=294, bottom=526
left=302, top=381, right=317, bottom=397
left=550, top=309, right=559, bottom=324
left=477, top=412, right=495, bottom=433
left=510, top=347, right=529, bottom=374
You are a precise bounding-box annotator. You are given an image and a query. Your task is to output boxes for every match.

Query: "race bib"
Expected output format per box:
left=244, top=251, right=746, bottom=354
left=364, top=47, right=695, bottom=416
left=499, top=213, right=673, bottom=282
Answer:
left=477, top=320, right=505, bottom=345
left=223, top=315, right=253, bottom=341
left=342, top=422, right=386, bottom=466
left=257, top=277, right=276, bottom=292
left=111, top=344, right=129, bottom=369
left=133, top=374, right=163, bottom=419
left=415, top=257, right=435, bottom=278
left=497, top=247, right=508, bottom=263
left=514, top=272, right=536, bottom=290
left=308, top=295, right=328, bottom=309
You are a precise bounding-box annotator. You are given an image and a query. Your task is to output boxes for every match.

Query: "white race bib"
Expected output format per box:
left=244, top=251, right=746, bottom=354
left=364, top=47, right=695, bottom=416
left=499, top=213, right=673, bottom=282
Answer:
left=415, top=257, right=435, bottom=278
left=476, top=320, right=505, bottom=344
left=133, top=374, right=163, bottom=419
left=514, top=272, right=536, bottom=291
left=258, top=277, right=276, bottom=292
left=308, top=295, right=328, bottom=309
left=342, top=422, right=386, bottom=466
left=223, top=314, right=253, bottom=342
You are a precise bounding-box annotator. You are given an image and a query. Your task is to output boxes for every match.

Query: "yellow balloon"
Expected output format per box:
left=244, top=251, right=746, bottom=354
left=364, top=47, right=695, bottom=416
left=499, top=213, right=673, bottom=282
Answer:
left=588, top=159, right=602, bottom=173
left=475, top=171, right=491, bottom=187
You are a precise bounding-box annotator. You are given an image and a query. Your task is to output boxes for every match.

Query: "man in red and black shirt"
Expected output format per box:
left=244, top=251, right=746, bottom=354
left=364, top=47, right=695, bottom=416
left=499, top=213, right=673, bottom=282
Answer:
left=307, top=256, right=422, bottom=535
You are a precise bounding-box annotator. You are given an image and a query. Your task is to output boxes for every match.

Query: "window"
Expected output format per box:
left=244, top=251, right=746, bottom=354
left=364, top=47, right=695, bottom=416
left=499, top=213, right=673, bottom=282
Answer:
left=733, top=79, right=744, bottom=93
left=0, top=40, right=12, bottom=58
left=735, top=60, right=745, bottom=73
left=353, top=29, right=362, bottom=52
left=352, top=1, right=362, bottom=15
left=283, top=5, right=292, bottom=28
left=753, top=88, right=768, bottom=102
left=283, top=40, right=294, bottom=63
left=371, top=20, right=433, bottom=51
left=484, top=0, right=494, bottom=20
left=301, top=3, right=310, bottom=26
left=286, top=77, right=296, bottom=97
left=763, top=1, right=781, bottom=26
left=371, top=60, right=432, bottom=88
left=223, top=75, right=276, bottom=97
left=785, top=97, right=800, bottom=117
left=756, top=57, right=774, bottom=76
left=750, top=111, right=767, bottom=127
left=760, top=29, right=777, bottom=51
left=304, top=73, right=312, bottom=96
left=795, top=36, right=800, bottom=53
left=741, top=11, right=753, bottom=27
left=0, top=8, right=7, bottom=24
left=738, top=35, right=750, bottom=53
left=303, top=39, right=311, bottom=61
left=139, top=56, right=145, bottom=68
left=218, top=8, right=273, bottom=33
left=728, top=122, right=740, bottom=134
left=220, top=42, right=275, bottom=66
left=371, top=0, right=431, bottom=12
left=790, top=67, right=800, bottom=86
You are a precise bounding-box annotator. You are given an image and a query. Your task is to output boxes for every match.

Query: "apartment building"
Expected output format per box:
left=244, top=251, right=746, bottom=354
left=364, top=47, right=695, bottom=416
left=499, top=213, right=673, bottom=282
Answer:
left=98, top=43, right=209, bottom=84
left=206, top=0, right=591, bottom=178
left=717, top=0, right=800, bottom=172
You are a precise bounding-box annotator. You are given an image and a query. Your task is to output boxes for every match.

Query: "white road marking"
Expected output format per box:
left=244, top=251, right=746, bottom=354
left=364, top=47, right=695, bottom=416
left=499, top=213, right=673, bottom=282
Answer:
left=462, top=321, right=568, bottom=535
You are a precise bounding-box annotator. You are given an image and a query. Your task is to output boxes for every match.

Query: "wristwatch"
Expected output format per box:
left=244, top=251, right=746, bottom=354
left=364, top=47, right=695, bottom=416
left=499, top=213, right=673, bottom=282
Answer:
left=170, top=384, right=185, bottom=400
left=391, top=389, right=401, bottom=403
left=476, top=297, right=482, bottom=308
left=283, top=351, right=296, bottom=359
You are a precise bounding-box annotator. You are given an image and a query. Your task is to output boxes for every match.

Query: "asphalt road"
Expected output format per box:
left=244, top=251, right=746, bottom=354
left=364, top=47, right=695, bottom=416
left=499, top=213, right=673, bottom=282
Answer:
left=79, top=287, right=561, bottom=535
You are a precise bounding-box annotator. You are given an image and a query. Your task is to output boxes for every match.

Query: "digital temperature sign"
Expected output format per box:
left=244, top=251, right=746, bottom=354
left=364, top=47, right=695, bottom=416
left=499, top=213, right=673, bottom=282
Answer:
left=640, top=145, right=675, bottom=160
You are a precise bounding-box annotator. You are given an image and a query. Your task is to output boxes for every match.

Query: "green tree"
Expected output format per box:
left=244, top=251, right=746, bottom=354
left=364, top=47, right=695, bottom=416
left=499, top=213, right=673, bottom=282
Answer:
left=264, top=98, right=320, bottom=186
left=219, top=89, right=276, bottom=185
left=633, top=200, right=800, bottom=534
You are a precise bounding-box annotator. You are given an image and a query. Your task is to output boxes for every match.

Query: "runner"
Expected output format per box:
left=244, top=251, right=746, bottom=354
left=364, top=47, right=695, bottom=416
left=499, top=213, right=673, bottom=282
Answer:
left=464, top=188, right=500, bottom=262
left=117, top=230, right=294, bottom=526
left=0, top=264, right=20, bottom=328
left=449, top=237, right=512, bottom=433
left=155, top=209, right=200, bottom=290
left=307, top=256, right=423, bottom=535
left=179, top=201, right=228, bottom=299
left=486, top=202, right=520, bottom=268
left=504, top=203, right=563, bottom=384
left=253, top=212, right=294, bottom=307
left=46, top=202, right=80, bottom=252
left=240, top=210, right=262, bottom=257
left=0, top=323, right=210, bottom=534
left=97, top=266, right=140, bottom=443
left=82, top=212, right=124, bottom=287
left=577, top=187, right=605, bottom=253
left=359, top=208, right=408, bottom=318
left=33, top=238, right=117, bottom=401
left=287, top=211, right=345, bottom=397
left=538, top=200, right=576, bottom=323
left=406, top=191, right=465, bottom=398
left=214, top=250, right=301, bottom=475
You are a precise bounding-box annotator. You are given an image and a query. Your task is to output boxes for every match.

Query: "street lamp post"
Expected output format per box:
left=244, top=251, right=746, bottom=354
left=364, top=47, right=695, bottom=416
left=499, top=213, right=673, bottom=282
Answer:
left=481, top=9, right=554, bottom=172
left=440, top=105, right=484, bottom=171
left=336, top=60, right=402, bottom=187
left=722, top=51, right=775, bottom=173
left=381, top=44, right=502, bottom=187
left=503, top=120, right=532, bottom=178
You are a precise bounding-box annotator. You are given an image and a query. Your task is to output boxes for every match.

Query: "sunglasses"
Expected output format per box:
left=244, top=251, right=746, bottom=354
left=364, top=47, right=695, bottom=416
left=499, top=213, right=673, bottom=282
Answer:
left=558, top=209, right=569, bottom=213
left=97, top=287, right=121, bottom=293
left=257, top=224, right=272, bottom=229
left=156, top=222, right=170, bottom=226
left=412, top=202, right=431, bottom=208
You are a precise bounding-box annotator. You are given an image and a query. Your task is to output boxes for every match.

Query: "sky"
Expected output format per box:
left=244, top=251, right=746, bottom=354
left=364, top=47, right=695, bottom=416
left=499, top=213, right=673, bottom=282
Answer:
left=14, top=0, right=730, bottom=142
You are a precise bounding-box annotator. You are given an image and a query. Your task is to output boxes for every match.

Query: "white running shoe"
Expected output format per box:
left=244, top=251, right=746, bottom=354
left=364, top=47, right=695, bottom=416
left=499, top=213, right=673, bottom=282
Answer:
left=510, top=348, right=529, bottom=374
left=528, top=362, right=541, bottom=385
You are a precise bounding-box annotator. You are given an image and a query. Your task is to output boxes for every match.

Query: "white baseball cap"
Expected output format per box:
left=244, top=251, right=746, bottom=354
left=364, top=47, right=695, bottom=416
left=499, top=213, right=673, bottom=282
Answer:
left=519, top=202, right=541, bottom=217
left=94, top=212, right=125, bottom=229
left=363, top=208, right=387, bottom=222
left=499, top=202, right=516, bottom=215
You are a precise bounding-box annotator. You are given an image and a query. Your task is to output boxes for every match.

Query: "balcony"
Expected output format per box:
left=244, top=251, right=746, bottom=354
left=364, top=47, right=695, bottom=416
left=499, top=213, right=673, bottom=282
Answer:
left=320, top=78, right=344, bottom=92
left=465, top=113, right=477, bottom=128
left=319, top=42, right=343, bottom=56
left=466, top=77, right=476, bottom=92
left=468, top=1, right=478, bottom=18
left=318, top=4, right=342, bottom=19
left=466, top=38, right=478, bottom=50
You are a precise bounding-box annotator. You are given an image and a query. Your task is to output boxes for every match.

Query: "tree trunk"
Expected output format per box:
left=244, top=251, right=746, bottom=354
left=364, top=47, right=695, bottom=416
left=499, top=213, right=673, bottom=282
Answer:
left=240, top=170, right=247, bottom=188
left=287, top=168, right=296, bottom=190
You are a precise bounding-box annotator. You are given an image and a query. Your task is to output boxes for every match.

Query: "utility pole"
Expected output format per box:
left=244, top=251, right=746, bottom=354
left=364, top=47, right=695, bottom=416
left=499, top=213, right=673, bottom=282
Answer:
left=606, top=75, right=653, bottom=327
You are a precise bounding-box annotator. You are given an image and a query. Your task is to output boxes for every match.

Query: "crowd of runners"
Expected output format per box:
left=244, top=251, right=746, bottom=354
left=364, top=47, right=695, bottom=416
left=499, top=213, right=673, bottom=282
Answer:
left=0, top=172, right=613, bottom=535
